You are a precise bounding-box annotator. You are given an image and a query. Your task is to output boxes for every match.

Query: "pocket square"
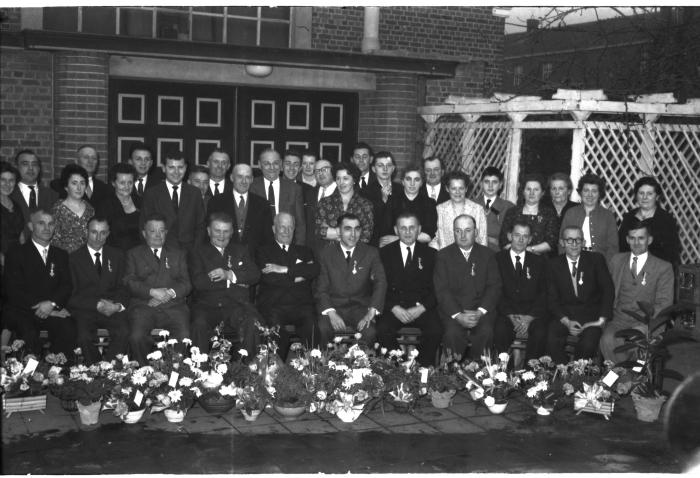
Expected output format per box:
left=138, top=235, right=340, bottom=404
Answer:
left=295, top=258, right=303, bottom=264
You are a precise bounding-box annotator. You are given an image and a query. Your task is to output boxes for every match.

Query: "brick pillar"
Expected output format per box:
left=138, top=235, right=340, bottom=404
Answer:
left=358, top=73, right=418, bottom=173
left=54, top=51, right=109, bottom=180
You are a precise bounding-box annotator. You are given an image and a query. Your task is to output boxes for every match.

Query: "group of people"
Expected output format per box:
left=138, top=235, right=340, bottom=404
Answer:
left=0, top=140, right=681, bottom=368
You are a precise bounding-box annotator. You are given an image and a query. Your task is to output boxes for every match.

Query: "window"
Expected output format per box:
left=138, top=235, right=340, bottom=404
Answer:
left=541, top=63, right=553, bottom=82
left=513, top=65, right=523, bottom=87
left=42, top=6, right=290, bottom=47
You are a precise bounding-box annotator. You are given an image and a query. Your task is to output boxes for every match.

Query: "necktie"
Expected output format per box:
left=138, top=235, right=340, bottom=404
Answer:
left=406, top=246, right=413, bottom=268
left=319, top=186, right=326, bottom=201
left=515, top=255, right=523, bottom=275
left=28, top=185, right=37, bottom=209
left=430, top=186, right=436, bottom=200
left=86, top=179, right=93, bottom=199
left=238, top=195, right=245, bottom=210
left=631, top=256, right=638, bottom=277
left=346, top=250, right=352, bottom=264
left=42, top=247, right=48, bottom=265
left=94, top=252, right=102, bottom=275
left=171, top=185, right=179, bottom=211
left=137, top=178, right=144, bottom=195
left=267, top=181, right=276, bottom=213
left=485, top=198, right=492, bottom=210
left=282, top=244, right=287, bottom=253
left=214, top=183, right=221, bottom=196
left=360, top=176, right=367, bottom=189
left=153, top=248, right=160, bottom=262
left=571, top=260, right=578, bottom=296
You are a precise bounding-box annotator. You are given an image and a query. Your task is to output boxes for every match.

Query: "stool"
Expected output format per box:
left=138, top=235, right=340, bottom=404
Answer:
left=94, top=328, right=111, bottom=357
left=510, top=338, right=527, bottom=369
left=565, top=335, right=579, bottom=361
left=397, top=327, right=421, bottom=355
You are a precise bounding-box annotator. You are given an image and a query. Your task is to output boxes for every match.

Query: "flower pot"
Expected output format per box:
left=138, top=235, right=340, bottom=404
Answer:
left=632, top=393, right=667, bottom=422
left=536, top=405, right=553, bottom=416
left=61, top=399, right=78, bottom=412
left=430, top=389, right=456, bottom=409
left=77, top=400, right=101, bottom=426
left=273, top=404, right=306, bottom=419
left=487, top=401, right=508, bottom=414
left=336, top=404, right=365, bottom=423
left=122, top=408, right=146, bottom=424
left=388, top=398, right=414, bottom=413
left=198, top=394, right=236, bottom=415
left=164, top=408, right=186, bottom=423
left=241, top=409, right=262, bottom=421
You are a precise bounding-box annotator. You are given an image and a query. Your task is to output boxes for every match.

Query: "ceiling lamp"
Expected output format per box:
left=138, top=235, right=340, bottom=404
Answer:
left=245, top=64, right=273, bottom=78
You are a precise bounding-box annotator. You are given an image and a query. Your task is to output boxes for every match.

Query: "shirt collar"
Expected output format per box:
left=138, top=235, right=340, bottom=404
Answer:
left=166, top=180, right=181, bottom=191
left=510, top=249, right=524, bottom=262
left=340, top=245, right=356, bottom=256
left=87, top=245, right=103, bottom=257
left=32, top=240, right=49, bottom=255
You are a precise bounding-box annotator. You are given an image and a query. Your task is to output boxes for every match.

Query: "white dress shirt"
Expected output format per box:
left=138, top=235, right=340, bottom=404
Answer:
left=265, top=178, right=280, bottom=214
left=317, top=182, right=337, bottom=201
left=18, top=182, right=39, bottom=206
left=166, top=181, right=181, bottom=205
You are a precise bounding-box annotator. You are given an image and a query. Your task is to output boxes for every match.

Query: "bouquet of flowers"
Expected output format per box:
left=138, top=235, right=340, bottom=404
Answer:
left=371, top=346, right=423, bottom=409
left=460, top=352, right=520, bottom=408
left=103, top=356, right=161, bottom=419
left=269, top=362, right=313, bottom=407
left=283, top=342, right=344, bottom=414
left=427, top=362, right=462, bottom=394
left=233, top=364, right=270, bottom=414
left=518, top=356, right=572, bottom=411
left=57, top=360, right=114, bottom=406
left=148, top=331, right=201, bottom=412
left=194, top=324, right=238, bottom=401
left=324, top=340, right=384, bottom=415
left=254, top=322, right=284, bottom=389
left=0, top=340, right=50, bottom=398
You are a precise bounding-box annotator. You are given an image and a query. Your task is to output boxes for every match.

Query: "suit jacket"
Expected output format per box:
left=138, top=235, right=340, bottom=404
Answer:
left=547, top=251, right=614, bottom=324
left=361, top=180, right=401, bottom=245
left=123, top=244, right=191, bottom=308
left=207, top=187, right=274, bottom=257
left=68, top=245, right=129, bottom=313
left=205, top=178, right=233, bottom=203
left=10, top=183, right=59, bottom=239
left=474, top=194, right=515, bottom=251
left=250, top=176, right=306, bottom=245
left=315, top=242, right=387, bottom=313
left=380, top=241, right=437, bottom=312
left=609, top=252, right=674, bottom=319
left=382, top=189, right=438, bottom=239
left=495, top=250, right=547, bottom=319
left=357, top=171, right=378, bottom=195
left=134, top=171, right=164, bottom=197
left=302, top=183, right=322, bottom=252
left=421, top=183, right=451, bottom=205
left=189, top=242, right=260, bottom=306
left=140, top=182, right=205, bottom=251
left=2, top=241, right=72, bottom=313
left=255, top=242, right=319, bottom=309
left=433, top=243, right=501, bottom=320
left=50, top=176, right=113, bottom=207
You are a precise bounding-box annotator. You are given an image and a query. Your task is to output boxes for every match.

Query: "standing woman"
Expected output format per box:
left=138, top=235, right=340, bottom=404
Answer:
left=429, top=170, right=487, bottom=249
left=1, top=161, right=25, bottom=267
left=548, top=172, right=578, bottom=223
left=96, top=162, right=142, bottom=252
left=560, top=173, right=618, bottom=264
left=499, top=173, right=558, bottom=255
left=50, top=164, right=94, bottom=253
left=618, top=176, right=680, bottom=267
left=315, top=161, right=374, bottom=246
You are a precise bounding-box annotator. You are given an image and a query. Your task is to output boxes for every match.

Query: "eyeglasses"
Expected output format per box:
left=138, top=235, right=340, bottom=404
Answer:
left=314, top=167, right=331, bottom=173
left=563, top=238, right=584, bottom=245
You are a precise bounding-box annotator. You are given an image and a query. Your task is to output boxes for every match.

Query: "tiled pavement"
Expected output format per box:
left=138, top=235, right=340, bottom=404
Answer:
left=1, top=391, right=686, bottom=473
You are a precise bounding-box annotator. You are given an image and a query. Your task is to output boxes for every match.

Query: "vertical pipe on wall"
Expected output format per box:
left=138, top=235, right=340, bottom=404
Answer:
left=361, top=7, right=380, bottom=53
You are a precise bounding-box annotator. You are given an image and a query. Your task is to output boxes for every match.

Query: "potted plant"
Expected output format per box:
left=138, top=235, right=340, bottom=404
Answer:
left=614, top=302, right=697, bottom=422
left=371, top=347, right=423, bottom=413
left=1, top=340, right=51, bottom=416
left=269, top=363, right=312, bottom=418
left=104, top=357, right=160, bottom=423
left=461, top=352, right=520, bottom=414
left=58, top=360, right=114, bottom=427
left=427, top=364, right=461, bottom=408
left=195, top=324, right=239, bottom=415
left=233, top=366, right=270, bottom=421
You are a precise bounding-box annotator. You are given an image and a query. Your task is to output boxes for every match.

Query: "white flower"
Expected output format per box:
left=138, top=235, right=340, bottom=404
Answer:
left=178, top=377, right=193, bottom=387
left=498, top=352, right=510, bottom=363
left=183, top=358, right=193, bottom=366
left=333, top=337, right=343, bottom=343
left=167, top=389, right=182, bottom=403
left=354, top=332, right=362, bottom=340
left=310, top=349, right=322, bottom=359
left=216, top=364, right=228, bottom=375
left=527, top=387, right=538, bottom=398
left=156, top=341, right=167, bottom=349
left=190, top=386, right=202, bottom=398
left=316, top=390, right=327, bottom=400
left=309, top=402, right=317, bottom=413
left=475, top=371, right=484, bottom=379
left=380, top=347, right=388, bottom=355
left=147, top=350, right=162, bottom=361
left=182, top=338, right=192, bottom=346
left=220, top=384, right=237, bottom=397
left=238, top=349, right=248, bottom=357
left=131, top=374, right=147, bottom=386
left=484, top=396, right=496, bottom=407
left=167, top=338, right=178, bottom=345
left=494, top=372, right=507, bottom=382
left=189, top=346, right=200, bottom=356
left=249, top=363, right=258, bottom=372
left=199, top=371, right=223, bottom=389
left=472, top=388, right=484, bottom=399
left=521, top=371, right=536, bottom=382
left=158, top=330, right=170, bottom=337
left=73, top=347, right=82, bottom=355
left=409, top=349, right=420, bottom=359
left=482, top=378, right=494, bottom=387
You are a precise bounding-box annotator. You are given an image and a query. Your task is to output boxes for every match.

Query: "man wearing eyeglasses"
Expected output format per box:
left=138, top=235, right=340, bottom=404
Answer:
left=546, top=226, right=614, bottom=363
left=304, top=159, right=335, bottom=253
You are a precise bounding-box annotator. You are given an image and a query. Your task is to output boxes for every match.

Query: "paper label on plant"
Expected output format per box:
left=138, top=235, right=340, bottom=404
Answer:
left=632, top=366, right=643, bottom=372
left=420, top=368, right=428, bottom=383
left=602, top=370, right=619, bottom=387
left=23, top=358, right=38, bottom=375
left=169, top=371, right=179, bottom=388
left=134, top=390, right=144, bottom=406
left=122, top=355, right=129, bottom=364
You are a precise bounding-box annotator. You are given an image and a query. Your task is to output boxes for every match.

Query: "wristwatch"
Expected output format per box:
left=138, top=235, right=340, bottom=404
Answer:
left=50, top=301, right=59, bottom=310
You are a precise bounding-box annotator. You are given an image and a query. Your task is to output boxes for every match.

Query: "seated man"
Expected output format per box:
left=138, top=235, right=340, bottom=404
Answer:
left=493, top=220, right=548, bottom=362
left=378, top=212, right=441, bottom=366
left=600, top=220, right=674, bottom=363
left=189, top=212, right=260, bottom=356
left=2, top=209, right=74, bottom=356
left=546, top=226, right=614, bottom=363
left=434, top=214, right=501, bottom=360
left=68, top=216, right=129, bottom=364
left=124, top=213, right=191, bottom=364
left=256, top=212, right=320, bottom=360
left=316, top=213, right=387, bottom=346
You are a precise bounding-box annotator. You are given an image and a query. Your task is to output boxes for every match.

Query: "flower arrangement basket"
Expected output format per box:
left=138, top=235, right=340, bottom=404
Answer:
left=574, top=400, right=615, bottom=420
left=198, top=392, right=236, bottom=415
left=2, top=394, right=47, bottom=417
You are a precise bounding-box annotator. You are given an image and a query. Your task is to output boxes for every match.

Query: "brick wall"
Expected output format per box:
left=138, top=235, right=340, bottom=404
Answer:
left=0, top=49, right=53, bottom=178
left=54, top=51, right=110, bottom=181
left=0, top=7, right=22, bottom=32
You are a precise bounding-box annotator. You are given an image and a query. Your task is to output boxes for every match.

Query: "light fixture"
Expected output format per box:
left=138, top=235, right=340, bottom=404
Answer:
left=245, top=64, right=273, bottom=78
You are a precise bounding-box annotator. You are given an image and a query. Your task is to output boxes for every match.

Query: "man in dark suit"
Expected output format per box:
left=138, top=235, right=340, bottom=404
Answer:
left=493, top=220, right=548, bottom=362
left=316, top=213, right=387, bottom=346
left=205, top=149, right=232, bottom=201
left=49, top=145, right=113, bottom=207
left=547, top=225, right=614, bottom=363
left=140, top=151, right=206, bottom=252
left=208, top=163, right=273, bottom=258
left=189, top=212, right=260, bottom=356
left=303, top=159, right=336, bottom=254
left=256, top=212, right=320, bottom=360
left=2, top=209, right=74, bottom=356
left=351, top=142, right=377, bottom=193
left=128, top=142, right=163, bottom=197
left=434, top=214, right=501, bottom=360
left=10, top=150, right=59, bottom=240
left=250, top=148, right=306, bottom=246
left=474, top=166, right=515, bottom=252
left=378, top=212, right=441, bottom=366
left=68, top=216, right=129, bottom=363
left=421, top=156, right=450, bottom=205
left=124, top=213, right=191, bottom=364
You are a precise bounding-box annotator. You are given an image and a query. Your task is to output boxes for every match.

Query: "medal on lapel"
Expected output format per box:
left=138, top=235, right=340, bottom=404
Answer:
left=417, top=257, right=423, bottom=270
left=165, top=256, right=170, bottom=269
left=352, top=260, right=358, bottom=275
left=108, top=259, right=113, bottom=273
left=526, top=267, right=531, bottom=280
left=227, top=255, right=232, bottom=269
left=49, top=262, right=55, bottom=278
left=641, top=272, right=647, bottom=286
left=471, top=263, right=476, bottom=277
left=578, top=272, right=584, bottom=286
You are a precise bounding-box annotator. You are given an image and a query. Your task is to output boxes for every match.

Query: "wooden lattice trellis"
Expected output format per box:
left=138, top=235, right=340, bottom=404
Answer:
left=419, top=91, right=700, bottom=264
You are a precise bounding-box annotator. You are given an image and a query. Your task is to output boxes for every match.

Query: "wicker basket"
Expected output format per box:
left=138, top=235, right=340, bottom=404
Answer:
left=574, top=400, right=615, bottom=420
left=3, top=395, right=47, bottom=418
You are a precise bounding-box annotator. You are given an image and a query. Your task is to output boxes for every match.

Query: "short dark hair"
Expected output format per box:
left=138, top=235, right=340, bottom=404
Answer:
left=577, top=173, right=606, bottom=198
left=422, top=156, right=444, bottom=169
left=633, top=176, right=663, bottom=197
left=443, top=170, right=471, bottom=190
left=0, top=161, right=20, bottom=181
left=372, top=151, right=396, bottom=168
left=164, top=150, right=187, bottom=164
left=208, top=211, right=234, bottom=227
left=301, top=150, right=318, bottom=161
left=548, top=172, right=572, bottom=191
left=283, top=149, right=302, bottom=161
left=402, top=166, right=424, bottom=181
left=333, top=161, right=361, bottom=186
left=520, top=173, right=546, bottom=195
left=14, top=149, right=39, bottom=164
left=626, top=218, right=653, bottom=237
left=509, top=219, right=532, bottom=234
left=128, top=141, right=153, bottom=159
left=59, top=164, right=89, bottom=189
left=352, top=142, right=373, bottom=159
left=77, top=144, right=99, bottom=159
left=337, top=212, right=361, bottom=227
left=88, top=215, right=111, bottom=229
left=207, top=148, right=230, bottom=162
left=189, top=164, right=209, bottom=175
left=395, top=211, right=421, bottom=226
left=143, top=212, right=168, bottom=228
left=482, top=167, right=504, bottom=182
left=109, top=162, right=137, bottom=183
